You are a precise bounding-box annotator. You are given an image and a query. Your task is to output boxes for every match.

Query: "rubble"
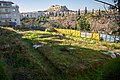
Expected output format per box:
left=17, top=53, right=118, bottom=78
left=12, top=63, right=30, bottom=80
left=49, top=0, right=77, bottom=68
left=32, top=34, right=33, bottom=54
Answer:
left=101, top=51, right=120, bottom=58
left=33, top=44, right=44, bottom=49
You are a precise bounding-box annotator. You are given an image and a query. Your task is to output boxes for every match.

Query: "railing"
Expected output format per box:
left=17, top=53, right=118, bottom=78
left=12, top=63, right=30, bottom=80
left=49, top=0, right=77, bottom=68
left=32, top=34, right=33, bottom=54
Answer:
left=0, top=11, right=11, bottom=14
left=0, top=6, right=12, bottom=8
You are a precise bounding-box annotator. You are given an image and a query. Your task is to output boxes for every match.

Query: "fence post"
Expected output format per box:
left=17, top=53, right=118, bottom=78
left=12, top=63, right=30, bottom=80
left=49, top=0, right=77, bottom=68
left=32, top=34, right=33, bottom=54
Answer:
left=105, top=34, right=107, bottom=42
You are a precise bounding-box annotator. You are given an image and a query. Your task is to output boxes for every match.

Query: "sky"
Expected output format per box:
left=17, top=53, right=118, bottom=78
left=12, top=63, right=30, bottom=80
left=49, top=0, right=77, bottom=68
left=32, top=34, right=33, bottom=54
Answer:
left=4, top=0, right=114, bottom=12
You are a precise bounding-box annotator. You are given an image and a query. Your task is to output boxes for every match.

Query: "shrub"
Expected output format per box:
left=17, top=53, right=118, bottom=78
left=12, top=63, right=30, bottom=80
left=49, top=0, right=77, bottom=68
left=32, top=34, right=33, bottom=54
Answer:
left=101, top=57, right=120, bottom=80
left=0, top=63, right=9, bottom=80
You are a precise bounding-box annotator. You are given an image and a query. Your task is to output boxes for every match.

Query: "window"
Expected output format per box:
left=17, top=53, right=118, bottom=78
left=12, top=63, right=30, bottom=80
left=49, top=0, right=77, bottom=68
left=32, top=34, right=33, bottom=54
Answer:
left=5, top=9, right=8, bottom=12
left=3, top=3, right=11, bottom=6
left=5, top=14, right=9, bottom=18
left=3, top=3, right=6, bottom=6
left=0, top=3, right=2, bottom=6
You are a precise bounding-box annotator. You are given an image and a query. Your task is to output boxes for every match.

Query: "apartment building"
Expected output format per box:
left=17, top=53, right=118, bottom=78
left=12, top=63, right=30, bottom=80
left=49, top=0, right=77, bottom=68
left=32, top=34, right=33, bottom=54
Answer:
left=0, top=1, right=20, bottom=25
left=20, top=11, right=45, bottom=19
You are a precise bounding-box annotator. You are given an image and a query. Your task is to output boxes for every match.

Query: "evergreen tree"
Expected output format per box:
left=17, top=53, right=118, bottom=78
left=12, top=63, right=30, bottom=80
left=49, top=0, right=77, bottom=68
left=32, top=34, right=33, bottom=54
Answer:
left=77, top=16, right=90, bottom=31
left=78, top=9, right=81, bottom=15
left=98, top=9, right=101, bottom=16
left=92, top=9, right=94, bottom=14
left=85, top=7, right=87, bottom=15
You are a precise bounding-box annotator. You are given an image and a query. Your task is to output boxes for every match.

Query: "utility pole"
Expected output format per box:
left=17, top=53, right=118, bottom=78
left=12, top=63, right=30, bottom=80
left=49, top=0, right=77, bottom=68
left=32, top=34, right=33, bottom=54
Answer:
left=94, top=0, right=120, bottom=14
left=95, top=0, right=116, bottom=8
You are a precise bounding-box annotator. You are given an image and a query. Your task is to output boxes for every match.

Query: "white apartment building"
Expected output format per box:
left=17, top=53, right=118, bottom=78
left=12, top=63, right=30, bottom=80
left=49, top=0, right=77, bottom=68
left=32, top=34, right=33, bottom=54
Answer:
left=0, top=1, right=20, bottom=25
left=20, top=11, right=45, bottom=19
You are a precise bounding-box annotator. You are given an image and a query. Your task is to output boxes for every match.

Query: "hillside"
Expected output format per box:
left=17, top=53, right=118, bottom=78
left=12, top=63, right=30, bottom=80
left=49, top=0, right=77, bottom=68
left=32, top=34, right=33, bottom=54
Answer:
left=0, top=27, right=120, bottom=80
left=0, top=27, right=49, bottom=80
left=47, top=5, right=69, bottom=12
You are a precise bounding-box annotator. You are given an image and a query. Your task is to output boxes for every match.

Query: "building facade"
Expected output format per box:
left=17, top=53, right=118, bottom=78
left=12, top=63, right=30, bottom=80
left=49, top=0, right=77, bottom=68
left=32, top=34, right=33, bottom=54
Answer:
left=0, top=1, right=20, bottom=25
left=20, top=11, right=45, bottom=19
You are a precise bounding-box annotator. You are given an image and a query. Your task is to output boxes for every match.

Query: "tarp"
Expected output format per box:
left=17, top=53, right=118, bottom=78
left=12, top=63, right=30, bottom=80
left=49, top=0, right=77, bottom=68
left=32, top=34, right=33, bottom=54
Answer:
left=92, top=33, right=100, bottom=40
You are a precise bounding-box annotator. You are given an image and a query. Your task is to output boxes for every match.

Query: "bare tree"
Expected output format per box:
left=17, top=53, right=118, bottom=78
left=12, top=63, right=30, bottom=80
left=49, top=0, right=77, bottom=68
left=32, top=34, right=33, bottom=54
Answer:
left=94, top=0, right=120, bottom=35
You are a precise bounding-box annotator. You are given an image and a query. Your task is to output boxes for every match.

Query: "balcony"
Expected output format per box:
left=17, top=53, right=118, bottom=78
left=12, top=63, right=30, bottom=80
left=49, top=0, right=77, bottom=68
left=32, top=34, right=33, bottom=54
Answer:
left=0, top=17, right=11, bottom=19
left=0, top=12, right=11, bottom=14
left=0, top=10, right=11, bottom=14
left=0, top=6, right=12, bottom=8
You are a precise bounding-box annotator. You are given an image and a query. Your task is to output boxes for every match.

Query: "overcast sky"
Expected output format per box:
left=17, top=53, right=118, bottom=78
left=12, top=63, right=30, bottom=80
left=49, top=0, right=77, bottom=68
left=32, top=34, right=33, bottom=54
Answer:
left=6, top=0, right=114, bottom=12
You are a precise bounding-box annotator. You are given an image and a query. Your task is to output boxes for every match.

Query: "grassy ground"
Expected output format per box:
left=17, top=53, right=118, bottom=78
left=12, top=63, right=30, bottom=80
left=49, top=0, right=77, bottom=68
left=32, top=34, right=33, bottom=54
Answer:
left=0, top=27, right=49, bottom=80
left=0, top=27, right=120, bottom=80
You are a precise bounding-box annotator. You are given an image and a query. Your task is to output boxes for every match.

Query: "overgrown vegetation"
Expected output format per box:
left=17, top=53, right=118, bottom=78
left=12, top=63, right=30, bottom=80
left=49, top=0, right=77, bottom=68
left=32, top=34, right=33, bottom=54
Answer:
left=0, top=27, right=120, bottom=80
left=77, top=16, right=90, bottom=31
left=0, top=27, right=51, bottom=80
left=21, top=7, right=120, bottom=35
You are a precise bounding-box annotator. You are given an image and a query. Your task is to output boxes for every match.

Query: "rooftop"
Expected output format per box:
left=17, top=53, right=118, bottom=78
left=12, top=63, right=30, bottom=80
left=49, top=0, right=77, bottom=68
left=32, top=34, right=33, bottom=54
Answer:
left=0, top=0, right=14, bottom=4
